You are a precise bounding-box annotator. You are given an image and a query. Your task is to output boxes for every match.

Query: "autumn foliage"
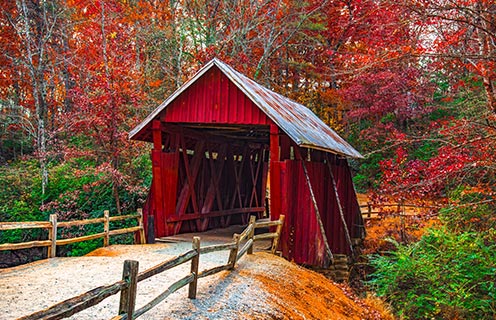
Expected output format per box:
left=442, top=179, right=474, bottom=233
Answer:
left=0, top=0, right=495, bottom=316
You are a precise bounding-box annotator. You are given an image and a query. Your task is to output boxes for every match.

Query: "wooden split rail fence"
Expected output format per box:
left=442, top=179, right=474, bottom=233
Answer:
left=360, top=203, right=440, bottom=220
left=18, top=215, right=285, bottom=320
left=0, top=209, right=146, bottom=257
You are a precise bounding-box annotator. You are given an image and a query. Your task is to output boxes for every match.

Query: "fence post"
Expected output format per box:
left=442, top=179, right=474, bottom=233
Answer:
left=188, top=236, right=200, bottom=299
left=247, top=215, right=256, bottom=254
left=118, top=260, right=139, bottom=320
left=137, top=209, right=146, bottom=244
left=228, top=234, right=240, bottom=270
left=48, top=214, right=57, bottom=258
left=104, top=210, right=110, bottom=247
left=271, top=215, right=285, bottom=254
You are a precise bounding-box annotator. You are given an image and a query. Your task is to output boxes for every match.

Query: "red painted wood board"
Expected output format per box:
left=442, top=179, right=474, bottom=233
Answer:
left=164, top=67, right=270, bottom=126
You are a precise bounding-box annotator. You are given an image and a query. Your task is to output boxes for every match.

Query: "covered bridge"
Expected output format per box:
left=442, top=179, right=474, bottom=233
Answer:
left=129, top=58, right=364, bottom=267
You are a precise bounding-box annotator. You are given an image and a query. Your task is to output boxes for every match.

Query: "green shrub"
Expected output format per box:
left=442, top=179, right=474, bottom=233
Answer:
left=352, top=153, right=383, bottom=192
left=439, top=191, right=496, bottom=235
left=368, top=228, right=496, bottom=319
left=0, top=154, right=150, bottom=262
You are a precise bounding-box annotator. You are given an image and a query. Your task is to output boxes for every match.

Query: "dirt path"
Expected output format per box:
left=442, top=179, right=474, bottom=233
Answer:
left=0, top=225, right=392, bottom=320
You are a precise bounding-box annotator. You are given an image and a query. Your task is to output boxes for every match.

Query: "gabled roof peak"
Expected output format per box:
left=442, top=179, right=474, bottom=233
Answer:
left=129, top=58, right=362, bottom=159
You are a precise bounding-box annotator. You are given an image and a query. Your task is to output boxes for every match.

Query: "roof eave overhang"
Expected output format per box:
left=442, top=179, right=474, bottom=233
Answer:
left=299, top=143, right=364, bottom=159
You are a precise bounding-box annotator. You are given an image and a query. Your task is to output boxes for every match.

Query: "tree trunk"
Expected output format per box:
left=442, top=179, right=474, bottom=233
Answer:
left=100, top=2, right=122, bottom=215
left=16, top=0, right=50, bottom=197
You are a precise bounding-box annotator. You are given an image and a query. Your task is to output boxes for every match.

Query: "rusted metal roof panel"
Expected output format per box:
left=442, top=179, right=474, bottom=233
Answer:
left=129, top=58, right=362, bottom=159
left=215, top=59, right=362, bottom=159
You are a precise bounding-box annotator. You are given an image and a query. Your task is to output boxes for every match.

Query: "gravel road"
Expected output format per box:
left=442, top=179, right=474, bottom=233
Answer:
left=0, top=225, right=278, bottom=320
left=0, top=225, right=389, bottom=320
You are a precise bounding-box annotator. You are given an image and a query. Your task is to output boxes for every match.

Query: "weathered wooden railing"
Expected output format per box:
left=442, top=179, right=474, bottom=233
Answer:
left=0, top=209, right=146, bottom=257
left=360, top=203, right=440, bottom=220
left=18, top=215, right=285, bottom=320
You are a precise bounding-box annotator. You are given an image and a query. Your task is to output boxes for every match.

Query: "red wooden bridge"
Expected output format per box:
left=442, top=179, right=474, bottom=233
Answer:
left=130, top=58, right=364, bottom=267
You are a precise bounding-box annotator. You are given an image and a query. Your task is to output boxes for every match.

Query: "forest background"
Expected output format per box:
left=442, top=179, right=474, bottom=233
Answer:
left=0, top=0, right=495, bottom=319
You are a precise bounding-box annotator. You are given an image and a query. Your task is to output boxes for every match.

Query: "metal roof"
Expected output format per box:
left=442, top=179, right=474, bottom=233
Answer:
left=129, top=58, right=362, bottom=159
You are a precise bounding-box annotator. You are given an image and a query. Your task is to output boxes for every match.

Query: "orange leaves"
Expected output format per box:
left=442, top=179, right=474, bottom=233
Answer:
left=148, top=79, right=162, bottom=88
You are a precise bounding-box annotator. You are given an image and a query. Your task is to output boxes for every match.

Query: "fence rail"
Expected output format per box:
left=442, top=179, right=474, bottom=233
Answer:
left=0, top=209, right=146, bottom=257
left=18, top=214, right=286, bottom=320
left=360, top=202, right=440, bottom=220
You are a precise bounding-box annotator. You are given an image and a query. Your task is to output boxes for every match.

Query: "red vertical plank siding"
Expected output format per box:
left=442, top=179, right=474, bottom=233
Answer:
left=221, top=71, right=229, bottom=123
left=236, top=87, right=244, bottom=123
left=163, top=67, right=269, bottom=125
left=210, top=67, right=216, bottom=122
left=307, top=162, right=324, bottom=262
left=337, top=160, right=351, bottom=253
left=244, top=94, right=252, bottom=123
left=276, top=154, right=362, bottom=266
left=214, top=68, right=221, bottom=122
left=324, top=175, right=337, bottom=253
left=279, top=135, right=291, bottom=160
left=315, top=162, right=327, bottom=264
left=298, top=161, right=311, bottom=264
left=285, top=160, right=298, bottom=262
left=201, top=74, right=208, bottom=120
left=312, top=161, right=330, bottom=266
left=337, top=158, right=361, bottom=242
left=278, top=161, right=289, bottom=258
left=277, top=159, right=328, bottom=266
left=161, top=152, right=179, bottom=219
left=290, top=161, right=301, bottom=262
left=331, top=179, right=343, bottom=254
left=335, top=159, right=347, bottom=254
left=228, top=78, right=236, bottom=121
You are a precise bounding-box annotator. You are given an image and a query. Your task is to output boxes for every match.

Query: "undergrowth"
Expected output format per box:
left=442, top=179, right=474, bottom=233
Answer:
left=368, top=197, right=496, bottom=319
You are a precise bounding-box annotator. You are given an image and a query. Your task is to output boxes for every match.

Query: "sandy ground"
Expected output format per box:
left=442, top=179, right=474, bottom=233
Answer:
left=0, top=225, right=391, bottom=320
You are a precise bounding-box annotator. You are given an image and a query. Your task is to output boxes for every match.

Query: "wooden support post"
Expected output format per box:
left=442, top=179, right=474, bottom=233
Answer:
left=137, top=209, right=146, bottom=244
left=151, top=120, right=165, bottom=236
left=270, top=125, right=280, bottom=162
left=188, top=236, right=200, bottom=299
left=269, top=124, right=281, bottom=221
left=271, top=215, right=285, bottom=254
left=247, top=215, right=256, bottom=254
left=118, top=260, right=139, bottom=320
left=227, top=234, right=240, bottom=270
left=104, top=210, right=110, bottom=247
left=147, top=215, right=155, bottom=244
left=367, top=203, right=372, bottom=219
left=48, top=214, right=57, bottom=258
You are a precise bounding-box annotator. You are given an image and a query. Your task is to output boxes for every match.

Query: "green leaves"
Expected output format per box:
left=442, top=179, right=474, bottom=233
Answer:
left=369, top=228, right=496, bottom=319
